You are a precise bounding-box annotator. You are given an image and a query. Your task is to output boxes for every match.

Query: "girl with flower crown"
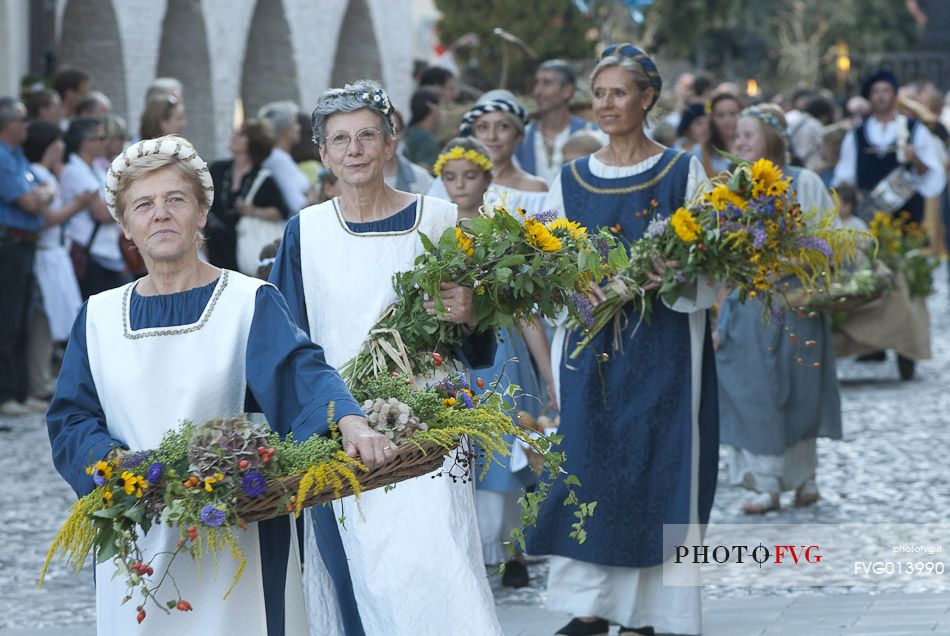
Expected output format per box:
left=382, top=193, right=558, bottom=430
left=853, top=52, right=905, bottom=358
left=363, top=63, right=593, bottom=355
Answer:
left=268, top=81, right=503, bottom=636
left=428, top=90, right=549, bottom=216
left=714, top=104, right=842, bottom=515
left=524, top=44, right=717, bottom=636
left=436, top=136, right=558, bottom=585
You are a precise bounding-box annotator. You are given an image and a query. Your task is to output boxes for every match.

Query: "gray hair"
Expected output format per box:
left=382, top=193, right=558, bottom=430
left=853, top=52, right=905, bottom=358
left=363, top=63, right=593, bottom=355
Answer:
left=0, top=97, right=24, bottom=129
left=311, top=80, right=395, bottom=147
left=258, top=100, right=300, bottom=135
left=590, top=55, right=659, bottom=114
left=146, top=77, right=183, bottom=102
left=538, top=59, right=576, bottom=88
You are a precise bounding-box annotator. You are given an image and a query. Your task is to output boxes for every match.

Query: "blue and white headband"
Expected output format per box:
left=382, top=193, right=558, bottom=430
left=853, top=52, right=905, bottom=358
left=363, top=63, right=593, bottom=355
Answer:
left=741, top=106, right=789, bottom=142
left=600, top=43, right=662, bottom=107
left=459, top=92, right=528, bottom=137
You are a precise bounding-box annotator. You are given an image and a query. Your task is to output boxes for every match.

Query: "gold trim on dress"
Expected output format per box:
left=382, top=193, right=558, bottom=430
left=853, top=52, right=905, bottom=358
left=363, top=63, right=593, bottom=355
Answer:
left=332, top=194, right=424, bottom=237
left=569, top=151, right=685, bottom=195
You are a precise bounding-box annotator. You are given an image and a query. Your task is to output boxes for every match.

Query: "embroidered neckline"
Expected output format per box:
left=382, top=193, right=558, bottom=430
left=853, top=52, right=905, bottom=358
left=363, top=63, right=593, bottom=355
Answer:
left=570, top=151, right=685, bottom=195
left=122, top=270, right=229, bottom=339
left=332, top=194, right=424, bottom=237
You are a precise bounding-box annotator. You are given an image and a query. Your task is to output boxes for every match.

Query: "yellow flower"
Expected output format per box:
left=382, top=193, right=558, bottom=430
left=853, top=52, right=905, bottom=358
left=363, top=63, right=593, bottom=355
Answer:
left=454, top=226, right=474, bottom=257
left=442, top=398, right=457, bottom=407
left=101, top=489, right=113, bottom=504
left=548, top=217, right=587, bottom=239
left=432, top=146, right=493, bottom=176
left=202, top=472, right=225, bottom=493
left=750, top=158, right=790, bottom=197
left=708, top=184, right=748, bottom=212
left=86, top=460, right=113, bottom=481
left=119, top=471, right=147, bottom=498
left=524, top=219, right=563, bottom=252
left=671, top=208, right=701, bottom=244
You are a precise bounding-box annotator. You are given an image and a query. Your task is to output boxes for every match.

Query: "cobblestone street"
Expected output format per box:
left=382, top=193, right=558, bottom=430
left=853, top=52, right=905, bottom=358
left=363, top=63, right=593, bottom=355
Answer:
left=2, top=265, right=948, bottom=633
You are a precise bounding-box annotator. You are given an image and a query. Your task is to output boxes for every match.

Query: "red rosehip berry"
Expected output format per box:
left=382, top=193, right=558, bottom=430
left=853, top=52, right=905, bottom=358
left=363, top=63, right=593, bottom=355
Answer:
left=137, top=609, right=146, bottom=624
left=239, top=459, right=250, bottom=470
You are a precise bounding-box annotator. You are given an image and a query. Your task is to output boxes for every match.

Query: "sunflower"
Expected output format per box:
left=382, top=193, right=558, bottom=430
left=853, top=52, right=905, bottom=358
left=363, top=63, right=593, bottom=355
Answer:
left=454, top=227, right=474, bottom=257
left=707, top=184, right=748, bottom=212
left=524, top=219, right=563, bottom=252
left=547, top=217, right=587, bottom=240
left=750, top=158, right=789, bottom=198
left=671, top=208, right=701, bottom=244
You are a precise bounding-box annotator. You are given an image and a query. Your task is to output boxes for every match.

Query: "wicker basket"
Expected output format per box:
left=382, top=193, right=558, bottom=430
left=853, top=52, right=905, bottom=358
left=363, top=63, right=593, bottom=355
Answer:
left=235, top=440, right=448, bottom=523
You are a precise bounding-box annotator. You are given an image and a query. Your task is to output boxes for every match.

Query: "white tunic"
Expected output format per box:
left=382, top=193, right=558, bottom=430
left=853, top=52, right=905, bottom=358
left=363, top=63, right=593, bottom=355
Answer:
left=85, top=271, right=306, bottom=636
left=297, top=196, right=503, bottom=636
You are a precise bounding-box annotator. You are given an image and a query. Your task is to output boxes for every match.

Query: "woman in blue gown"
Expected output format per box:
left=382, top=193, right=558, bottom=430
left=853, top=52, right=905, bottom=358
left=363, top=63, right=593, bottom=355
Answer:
left=46, top=135, right=390, bottom=636
left=524, top=45, right=719, bottom=636
left=714, top=105, right=842, bottom=514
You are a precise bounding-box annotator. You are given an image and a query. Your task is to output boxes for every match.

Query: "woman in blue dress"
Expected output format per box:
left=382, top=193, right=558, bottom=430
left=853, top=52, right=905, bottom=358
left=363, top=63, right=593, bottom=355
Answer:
left=525, top=45, right=718, bottom=636
left=46, top=135, right=390, bottom=636
left=714, top=105, right=842, bottom=514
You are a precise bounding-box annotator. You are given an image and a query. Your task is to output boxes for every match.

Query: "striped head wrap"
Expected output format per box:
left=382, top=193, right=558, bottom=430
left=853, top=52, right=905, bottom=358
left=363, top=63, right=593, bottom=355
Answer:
left=600, top=43, right=662, bottom=107
left=104, top=135, right=213, bottom=221
left=459, top=89, right=528, bottom=137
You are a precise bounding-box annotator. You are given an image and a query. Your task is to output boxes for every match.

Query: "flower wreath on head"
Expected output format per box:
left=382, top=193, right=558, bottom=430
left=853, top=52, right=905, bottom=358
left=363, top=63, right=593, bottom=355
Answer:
left=326, top=83, right=396, bottom=133
left=741, top=106, right=789, bottom=142
left=433, top=146, right=493, bottom=177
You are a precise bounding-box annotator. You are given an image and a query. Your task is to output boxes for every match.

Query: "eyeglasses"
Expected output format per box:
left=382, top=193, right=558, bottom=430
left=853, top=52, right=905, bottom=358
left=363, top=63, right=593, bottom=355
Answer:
left=326, top=128, right=383, bottom=150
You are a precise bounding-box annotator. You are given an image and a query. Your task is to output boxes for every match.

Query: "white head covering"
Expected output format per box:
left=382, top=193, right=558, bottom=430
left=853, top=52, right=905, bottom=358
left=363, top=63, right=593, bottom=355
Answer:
left=104, top=135, right=213, bottom=221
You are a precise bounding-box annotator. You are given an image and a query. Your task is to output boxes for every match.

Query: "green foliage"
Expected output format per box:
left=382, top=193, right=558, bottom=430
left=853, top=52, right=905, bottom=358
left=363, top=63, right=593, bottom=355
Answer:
left=643, top=0, right=916, bottom=91
left=434, top=0, right=596, bottom=91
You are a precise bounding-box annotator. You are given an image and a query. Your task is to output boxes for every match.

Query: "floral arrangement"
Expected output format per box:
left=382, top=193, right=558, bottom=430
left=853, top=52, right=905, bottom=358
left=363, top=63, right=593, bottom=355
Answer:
left=869, top=211, right=938, bottom=298
left=433, top=146, right=493, bottom=176
left=40, top=374, right=591, bottom=623
left=566, top=159, right=866, bottom=357
left=339, top=204, right=624, bottom=386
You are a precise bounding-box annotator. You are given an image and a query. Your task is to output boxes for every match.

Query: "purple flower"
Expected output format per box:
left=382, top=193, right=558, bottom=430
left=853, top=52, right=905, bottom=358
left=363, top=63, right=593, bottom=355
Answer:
left=459, top=392, right=475, bottom=409
left=674, top=272, right=687, bottom=284
left=92, top=472, right=107, bottom=487
left=751, top=228, right=768, bottom=250
left=527, top=209, right=558, bottom=224
left=200, top=504, right=226, bottom=527
left=145, top=462, right=163, bottom=484
left=795, top=236, right=833, bottom=258
left=594, top=237, right=610, bottom=263
left=645, top=215, right=668, bottom=239
left=569, top=292, right=594, bottom=329
left=242, top=472, right=267, bottom=498
left=118, top=450, right=149, bottom=469
left=770, top=305, right=785, bottom=325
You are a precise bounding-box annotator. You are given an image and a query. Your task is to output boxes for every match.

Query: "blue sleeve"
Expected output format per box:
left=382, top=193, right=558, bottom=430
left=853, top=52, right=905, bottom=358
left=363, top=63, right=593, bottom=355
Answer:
left=0, top=151, right=30, bottom=203
left=246, top=285, right=363, bottom=441
left=268, top=215, right=310, bottom=337
left=46, top=304, right=126, bottom=498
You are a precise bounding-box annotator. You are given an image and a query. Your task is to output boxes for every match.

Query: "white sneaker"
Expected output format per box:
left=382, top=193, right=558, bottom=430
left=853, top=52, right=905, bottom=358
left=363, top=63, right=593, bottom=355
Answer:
left=0, top=400, right=31, bottom=416
left=24, top=397, right=50, bottom=413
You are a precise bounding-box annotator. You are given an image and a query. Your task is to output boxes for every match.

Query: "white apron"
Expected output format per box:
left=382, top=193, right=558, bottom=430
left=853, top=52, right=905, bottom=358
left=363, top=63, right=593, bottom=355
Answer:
left=86, top=270, right=306, bottom=636
left=298, top=196, right=503, bottom=636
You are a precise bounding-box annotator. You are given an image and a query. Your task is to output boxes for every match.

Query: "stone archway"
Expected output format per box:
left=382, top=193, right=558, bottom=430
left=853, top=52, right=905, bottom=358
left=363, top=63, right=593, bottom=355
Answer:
left=58, top=0, right=127, bottom=117
left=155, top=0, right=214, bottom=156
left=240, top=0, right=300, bottom=121
left=330, top=0, right=383, bottom=87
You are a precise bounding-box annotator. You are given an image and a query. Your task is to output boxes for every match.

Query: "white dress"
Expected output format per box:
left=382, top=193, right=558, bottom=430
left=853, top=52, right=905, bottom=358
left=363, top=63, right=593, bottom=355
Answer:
left=297, top=195, right=503, bottom=636
left=543, top=153, right=711, bottom=635
left=427, top=176, right=549, bottom=216
left=30, top=163, right=83, bottom=341
left=85, top=272, right=306, bottom=635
